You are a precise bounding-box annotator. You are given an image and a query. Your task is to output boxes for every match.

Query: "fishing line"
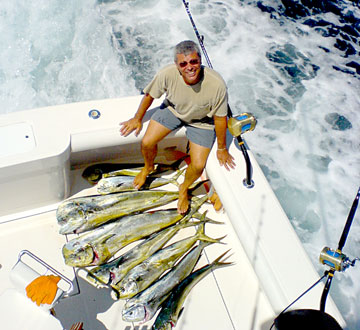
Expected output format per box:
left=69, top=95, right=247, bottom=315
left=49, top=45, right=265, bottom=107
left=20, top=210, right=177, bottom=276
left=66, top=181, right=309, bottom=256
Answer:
left=268, top=271, right=329, bottom=330
left=181, top=0, right=257, bottom=187
left=203, top=250, right=237, bottom=330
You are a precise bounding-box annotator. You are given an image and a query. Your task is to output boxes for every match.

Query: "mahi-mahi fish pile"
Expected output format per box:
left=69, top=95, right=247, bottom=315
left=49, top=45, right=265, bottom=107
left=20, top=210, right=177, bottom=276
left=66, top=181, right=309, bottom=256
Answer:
left=56, top=159, right=233, bottom=329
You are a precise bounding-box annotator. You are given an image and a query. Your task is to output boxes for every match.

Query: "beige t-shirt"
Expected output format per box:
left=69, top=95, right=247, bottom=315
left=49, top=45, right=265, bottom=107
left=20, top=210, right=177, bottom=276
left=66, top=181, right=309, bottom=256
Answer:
left=143, top=64, right=228, bottom=129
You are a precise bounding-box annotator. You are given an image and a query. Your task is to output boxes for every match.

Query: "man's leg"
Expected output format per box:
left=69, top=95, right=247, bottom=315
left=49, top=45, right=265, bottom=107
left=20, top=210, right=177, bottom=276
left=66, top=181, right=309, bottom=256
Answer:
left=133, top=119, right=172, bottom=189
left=178, top=141, right=211, bottom=214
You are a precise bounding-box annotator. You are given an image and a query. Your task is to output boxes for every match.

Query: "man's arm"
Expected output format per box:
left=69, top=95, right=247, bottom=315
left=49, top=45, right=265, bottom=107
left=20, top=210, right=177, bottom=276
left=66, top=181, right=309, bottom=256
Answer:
left=119, top=93, right=154, bottom=137
left=214, top=115, right=235, bottom=170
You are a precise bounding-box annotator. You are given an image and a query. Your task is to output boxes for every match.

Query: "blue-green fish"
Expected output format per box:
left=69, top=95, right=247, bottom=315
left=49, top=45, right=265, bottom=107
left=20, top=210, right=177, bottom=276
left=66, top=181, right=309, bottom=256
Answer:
left=82, top=157, right=187, bottom=184
left=85, top=199, right=210, bottom=287
left=152, top=251, right=233, bottom=329
left=116, top=221, right=224, bottom=299
left=122, top=240, right=212, bottom=323
left=62, top=196, right=209, bottom=267
left=85, top=220, right=194, bottom=289
left=97, top=169, right=184, bottom=194
left=57, top=190, right=179, bottom=234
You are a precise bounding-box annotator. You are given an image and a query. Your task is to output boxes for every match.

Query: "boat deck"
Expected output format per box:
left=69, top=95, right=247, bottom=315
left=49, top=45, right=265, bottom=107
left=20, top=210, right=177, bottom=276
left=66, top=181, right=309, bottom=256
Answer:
left=0, top=164, right=275, bottom=330
left=0, top=96, right=345, bottom=329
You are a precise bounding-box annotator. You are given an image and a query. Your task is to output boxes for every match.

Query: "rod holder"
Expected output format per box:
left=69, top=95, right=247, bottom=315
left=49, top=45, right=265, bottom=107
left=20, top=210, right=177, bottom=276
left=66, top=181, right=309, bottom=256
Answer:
left=228, top=113, right=257, bottom=189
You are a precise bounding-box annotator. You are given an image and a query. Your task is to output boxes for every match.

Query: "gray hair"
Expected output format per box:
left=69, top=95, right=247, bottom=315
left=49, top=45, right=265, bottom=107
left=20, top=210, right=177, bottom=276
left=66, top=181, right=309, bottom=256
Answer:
left=174, top=40, right=201, bottom=62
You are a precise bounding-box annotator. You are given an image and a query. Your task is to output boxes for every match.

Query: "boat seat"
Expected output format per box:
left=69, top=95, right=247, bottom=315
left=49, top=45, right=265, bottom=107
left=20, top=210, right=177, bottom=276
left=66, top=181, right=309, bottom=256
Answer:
left=0, top=250, right=73, bottom=330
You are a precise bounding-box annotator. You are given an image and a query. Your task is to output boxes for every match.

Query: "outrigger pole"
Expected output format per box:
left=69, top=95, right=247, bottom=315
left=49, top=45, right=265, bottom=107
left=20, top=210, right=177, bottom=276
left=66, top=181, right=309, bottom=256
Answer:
left=181, top=0, right=256, bottom=188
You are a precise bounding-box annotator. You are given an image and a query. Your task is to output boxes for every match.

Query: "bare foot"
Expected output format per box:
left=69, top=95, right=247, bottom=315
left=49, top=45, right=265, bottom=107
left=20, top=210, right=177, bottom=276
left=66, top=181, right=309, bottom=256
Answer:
left=177, top=184, right=189, bottom=214
left=209, top=192, right=223, bottom=212
left=133, top=167, right=153, bottom=190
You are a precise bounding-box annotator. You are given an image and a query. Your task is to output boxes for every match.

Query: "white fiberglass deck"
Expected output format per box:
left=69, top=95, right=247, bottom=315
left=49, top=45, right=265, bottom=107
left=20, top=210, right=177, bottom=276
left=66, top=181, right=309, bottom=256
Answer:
left=0, top=165, right=275, bottom=330
left=0, top=97, right=345, bottom=330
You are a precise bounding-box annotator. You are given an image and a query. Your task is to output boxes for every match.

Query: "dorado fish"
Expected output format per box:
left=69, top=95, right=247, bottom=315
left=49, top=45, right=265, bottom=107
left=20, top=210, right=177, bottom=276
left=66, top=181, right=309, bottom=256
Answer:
left=86, top=218, right=202, bottom=290
left=122, top=240, right=213, bottom=323
left=152, top=251, right=233, bottom=330
left=85, top=222, right=187, bottom=288
left=57, top=190, right=179, bottom=234
left=62, top=196, right=209, bottom=267
left=82, top=163, right=143, bottom=184
left=116, top=221, right=224, bottom=299
left=82, top=157, right=187, bottom=184
left=96, top=169, right=184, bottom=194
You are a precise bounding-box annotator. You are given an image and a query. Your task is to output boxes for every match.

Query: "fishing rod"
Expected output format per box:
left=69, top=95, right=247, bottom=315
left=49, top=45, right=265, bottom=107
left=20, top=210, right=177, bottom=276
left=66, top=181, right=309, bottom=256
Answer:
left=319, top=186, right=360, bottom=312
left=181, top=0, right=257, bottom=188
left=182, top=1, right=213, bottom=69
left=273, top=187, right=360, bottom=329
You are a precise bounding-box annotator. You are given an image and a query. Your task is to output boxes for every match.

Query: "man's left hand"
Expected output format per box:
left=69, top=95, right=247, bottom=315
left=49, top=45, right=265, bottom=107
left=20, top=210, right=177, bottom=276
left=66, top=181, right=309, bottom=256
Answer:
left=217, top=149, right=236, bottom=171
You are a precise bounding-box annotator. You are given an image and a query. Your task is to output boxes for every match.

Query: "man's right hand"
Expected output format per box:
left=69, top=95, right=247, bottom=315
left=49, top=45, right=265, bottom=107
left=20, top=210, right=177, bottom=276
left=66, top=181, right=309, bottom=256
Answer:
left=119, top=118, right=142, bottom=137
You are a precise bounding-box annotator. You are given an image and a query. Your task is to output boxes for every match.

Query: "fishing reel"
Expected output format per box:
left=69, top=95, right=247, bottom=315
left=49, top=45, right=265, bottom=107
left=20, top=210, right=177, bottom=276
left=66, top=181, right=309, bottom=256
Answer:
left=227, top=113, right=257, bottom=188
left=228, top=113, right=257, bottom=137
left=319, top=247, right=359, bottom=272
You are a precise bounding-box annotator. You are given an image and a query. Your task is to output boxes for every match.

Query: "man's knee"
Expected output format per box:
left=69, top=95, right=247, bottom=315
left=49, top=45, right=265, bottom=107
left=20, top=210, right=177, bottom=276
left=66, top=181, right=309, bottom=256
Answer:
left=141, top=136, right=157, bottom=150
left=189, top=157, right=207, bottom=174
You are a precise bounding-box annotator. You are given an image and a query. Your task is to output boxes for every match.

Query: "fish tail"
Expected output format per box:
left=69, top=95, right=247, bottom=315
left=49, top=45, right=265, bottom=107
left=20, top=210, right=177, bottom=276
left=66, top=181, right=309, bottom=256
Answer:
left=198, top=232, right=226, bottom=245
left=169, top=168, right=186, bottom=187
left=188, top=194, right=208, bottom=212
left=188, top=180, right=210, bottom=195
left=178, top=219, right=200, bottom=230
left=179, top=195, right=208, bottom=223
left=210, top=250, right=234, bottom=269
left=195, top=220, right=226, bottom=245
left=192, top=211, right=224, bottom=225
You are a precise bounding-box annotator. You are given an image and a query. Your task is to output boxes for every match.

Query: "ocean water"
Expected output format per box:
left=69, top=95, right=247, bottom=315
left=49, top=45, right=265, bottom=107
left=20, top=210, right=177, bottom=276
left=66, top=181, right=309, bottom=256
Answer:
left=1, top=0, right=359, bottom=328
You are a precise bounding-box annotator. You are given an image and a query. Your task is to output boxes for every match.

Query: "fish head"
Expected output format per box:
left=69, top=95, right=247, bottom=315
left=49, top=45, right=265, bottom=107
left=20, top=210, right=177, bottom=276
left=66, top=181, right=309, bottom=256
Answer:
left=82, top=167, right=103, bottom=184
left=62, top=242, right=94, bottom=267
left=118, top=279, right=138, bottom=298
left=97, top=177, right=125, bottom=194
left=57, top=201, right=88, bottom=234
left=122, top=304, right=147, bottom=322
left=91, top=244, right=111, bottom=265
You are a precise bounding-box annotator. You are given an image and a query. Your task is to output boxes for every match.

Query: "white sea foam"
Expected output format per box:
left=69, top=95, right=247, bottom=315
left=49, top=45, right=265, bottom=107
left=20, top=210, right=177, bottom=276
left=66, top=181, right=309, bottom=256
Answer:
left=1, top=0, right=359, bottom=328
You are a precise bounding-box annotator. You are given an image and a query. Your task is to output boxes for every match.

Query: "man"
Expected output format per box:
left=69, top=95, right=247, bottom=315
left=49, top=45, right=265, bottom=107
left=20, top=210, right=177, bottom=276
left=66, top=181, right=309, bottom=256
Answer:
left=120, top=40, right=235, bottom=214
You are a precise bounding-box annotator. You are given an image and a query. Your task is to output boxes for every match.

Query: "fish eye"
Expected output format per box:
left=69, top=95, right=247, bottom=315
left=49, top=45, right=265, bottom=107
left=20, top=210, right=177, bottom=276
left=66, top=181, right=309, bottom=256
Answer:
left=94, top=169, right=102, bottom=176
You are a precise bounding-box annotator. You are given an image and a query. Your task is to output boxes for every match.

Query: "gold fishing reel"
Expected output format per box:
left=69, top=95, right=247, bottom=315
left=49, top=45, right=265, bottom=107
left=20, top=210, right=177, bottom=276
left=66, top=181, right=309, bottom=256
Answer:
left=319, top=247, right=359, bottom=272
left=228, top=113, right=257, bottom=137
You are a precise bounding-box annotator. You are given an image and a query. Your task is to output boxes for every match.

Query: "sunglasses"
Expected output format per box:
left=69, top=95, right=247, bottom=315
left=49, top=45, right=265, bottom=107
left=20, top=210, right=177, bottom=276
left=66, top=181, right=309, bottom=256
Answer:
left=178, top=59, right=200, bottom=68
